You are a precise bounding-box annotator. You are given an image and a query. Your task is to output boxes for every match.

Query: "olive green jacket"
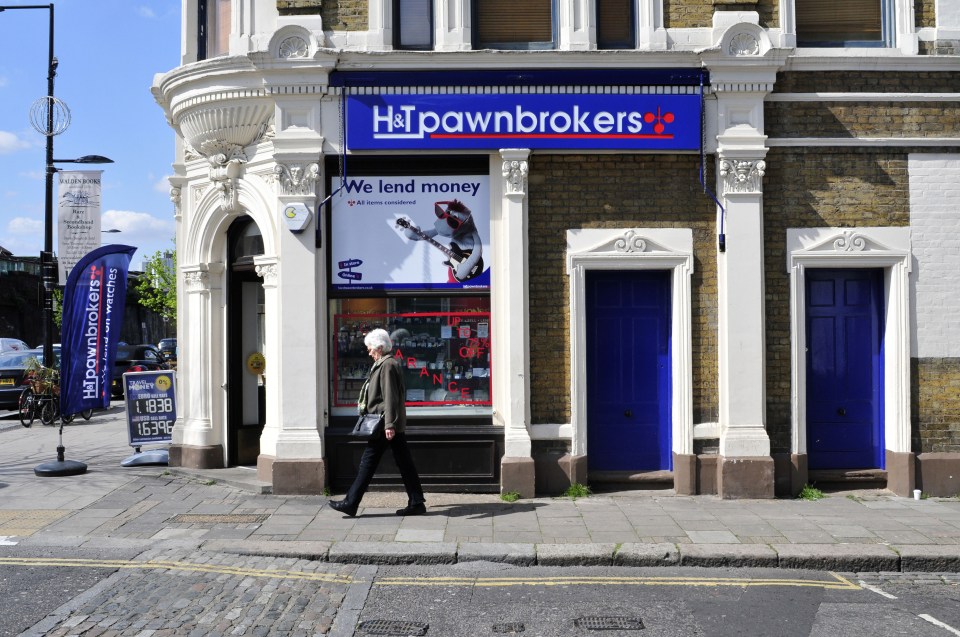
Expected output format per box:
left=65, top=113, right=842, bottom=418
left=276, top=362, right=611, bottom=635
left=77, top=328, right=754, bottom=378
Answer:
left=363, top=355, right=406, bottom=433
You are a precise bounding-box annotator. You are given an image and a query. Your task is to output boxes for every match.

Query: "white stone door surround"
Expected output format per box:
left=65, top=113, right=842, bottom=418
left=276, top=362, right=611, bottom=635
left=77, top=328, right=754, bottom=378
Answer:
left=786, top=227, right=913, bottom=458
left=566, top=228, right=695, bottom=460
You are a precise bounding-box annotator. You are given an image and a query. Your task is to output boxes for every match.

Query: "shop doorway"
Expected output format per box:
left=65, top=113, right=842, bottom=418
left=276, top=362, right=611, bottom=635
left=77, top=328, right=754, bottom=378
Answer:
left=805, top=268, right=884, bottom=470
left=227, top=217, right=266, bottom=466
left=586, top=270, right=672, bottom=472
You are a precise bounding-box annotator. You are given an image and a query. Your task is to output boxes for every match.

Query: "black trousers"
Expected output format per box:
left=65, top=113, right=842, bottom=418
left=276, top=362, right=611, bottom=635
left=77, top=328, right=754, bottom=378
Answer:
left=344, top=431, right=425, bottom=508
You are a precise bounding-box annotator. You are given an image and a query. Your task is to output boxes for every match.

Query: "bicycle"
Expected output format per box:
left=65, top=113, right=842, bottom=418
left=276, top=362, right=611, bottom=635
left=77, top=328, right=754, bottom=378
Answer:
left=18, top=361, right=92, bottom=427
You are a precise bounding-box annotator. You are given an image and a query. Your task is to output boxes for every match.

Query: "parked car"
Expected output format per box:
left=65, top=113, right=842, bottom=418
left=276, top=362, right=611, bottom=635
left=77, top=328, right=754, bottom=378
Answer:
left=111, top=344, right=171, bottom=398
left=0, top=349, right=44, bottom=410
left=157, top=338, right=177, bottom=362
left=0, top=338, right=29, bottom=354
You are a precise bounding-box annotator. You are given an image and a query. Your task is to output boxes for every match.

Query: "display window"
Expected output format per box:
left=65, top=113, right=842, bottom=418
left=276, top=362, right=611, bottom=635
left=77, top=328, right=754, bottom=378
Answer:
left=330, top=297, right=491, bottom=417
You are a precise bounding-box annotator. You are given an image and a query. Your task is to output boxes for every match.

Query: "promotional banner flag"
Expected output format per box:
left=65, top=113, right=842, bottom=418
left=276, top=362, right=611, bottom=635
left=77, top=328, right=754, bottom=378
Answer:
left=60, top=245, right=137, bottom=416
left=57, top=170, right=104, bottom=285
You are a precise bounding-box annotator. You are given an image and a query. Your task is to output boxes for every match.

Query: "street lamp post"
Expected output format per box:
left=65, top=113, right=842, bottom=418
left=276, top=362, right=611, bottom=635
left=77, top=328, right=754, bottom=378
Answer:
left=1, top=4, right=113, bottom=477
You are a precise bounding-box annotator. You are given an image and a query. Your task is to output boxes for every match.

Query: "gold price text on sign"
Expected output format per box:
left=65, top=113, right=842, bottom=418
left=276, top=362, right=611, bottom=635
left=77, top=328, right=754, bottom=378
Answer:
left=246, top=352, right=265, bottom=375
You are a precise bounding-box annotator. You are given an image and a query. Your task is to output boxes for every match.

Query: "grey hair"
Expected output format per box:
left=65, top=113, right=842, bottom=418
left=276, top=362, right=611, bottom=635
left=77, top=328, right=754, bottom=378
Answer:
left=363, top=328, right=392, bottom=353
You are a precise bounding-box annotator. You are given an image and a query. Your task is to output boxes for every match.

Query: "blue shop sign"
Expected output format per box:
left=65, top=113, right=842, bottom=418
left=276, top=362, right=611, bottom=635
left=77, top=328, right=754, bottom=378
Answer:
left=346, top=93, right=701, bottom=151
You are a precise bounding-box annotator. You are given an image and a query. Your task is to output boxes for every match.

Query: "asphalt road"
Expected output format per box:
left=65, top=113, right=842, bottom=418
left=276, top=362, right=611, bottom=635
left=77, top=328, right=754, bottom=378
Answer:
left=2, top=546, right=959, bottom=637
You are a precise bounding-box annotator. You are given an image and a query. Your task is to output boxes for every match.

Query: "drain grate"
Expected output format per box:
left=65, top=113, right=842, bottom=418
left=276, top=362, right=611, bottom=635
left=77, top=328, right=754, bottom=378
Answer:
left=358, top=619, right=429, bottom=636
left=168, top=514, right=269, bottom=524
left=574, top=616, right=645, bottom=631
left=492, top=622, right=525, bottom=633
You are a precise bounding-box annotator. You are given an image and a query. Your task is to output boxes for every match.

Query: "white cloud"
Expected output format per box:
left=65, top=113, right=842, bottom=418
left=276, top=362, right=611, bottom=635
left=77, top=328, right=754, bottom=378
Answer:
left=6, top=217, right=43, bottom=236
left=103, top=209, right=174, bottom=236
left=101, top=210, right=174, bottom=257
left=153, top=175, right=174, bottom=193
left=137, top=6, right=157, bottom=18
left=0, top=76, right=8, bottom=88
left=0, top=131, right=31, bottom=154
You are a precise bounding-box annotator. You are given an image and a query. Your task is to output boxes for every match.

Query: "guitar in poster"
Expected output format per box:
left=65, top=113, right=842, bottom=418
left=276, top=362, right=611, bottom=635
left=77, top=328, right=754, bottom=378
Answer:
left=331, top=175, right=490, bottom=290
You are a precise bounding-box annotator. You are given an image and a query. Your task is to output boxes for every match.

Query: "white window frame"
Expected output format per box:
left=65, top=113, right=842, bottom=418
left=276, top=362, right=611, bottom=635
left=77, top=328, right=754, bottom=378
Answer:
left=782, top=0, right=918, bottom=54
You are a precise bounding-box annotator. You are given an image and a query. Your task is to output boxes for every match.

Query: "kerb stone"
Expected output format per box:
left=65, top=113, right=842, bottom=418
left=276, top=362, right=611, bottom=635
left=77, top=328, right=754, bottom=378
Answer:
left=328, top=541, right=457, bottom=565
left=536, top=543, right=616, bottom=566
left=774, top=543, right=900, bottom=571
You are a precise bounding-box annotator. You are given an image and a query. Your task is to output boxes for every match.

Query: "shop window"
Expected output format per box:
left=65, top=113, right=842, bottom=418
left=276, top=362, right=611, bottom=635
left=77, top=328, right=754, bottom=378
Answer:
left=597, top=0, right=635, bottom=49
left=331, top=297, right=491, bottom=414
left=394, top=0, right=434, bottom=50
left=796, top=0, right=891, bottom=47
left=198, top=0, right=231, bottom=60
left=474, top=0, right=556, bottom=50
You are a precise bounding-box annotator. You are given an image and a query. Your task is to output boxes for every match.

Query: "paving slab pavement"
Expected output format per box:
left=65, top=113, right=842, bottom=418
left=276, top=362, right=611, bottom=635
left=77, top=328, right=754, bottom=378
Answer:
left=2, top=408, right=960, bottom=571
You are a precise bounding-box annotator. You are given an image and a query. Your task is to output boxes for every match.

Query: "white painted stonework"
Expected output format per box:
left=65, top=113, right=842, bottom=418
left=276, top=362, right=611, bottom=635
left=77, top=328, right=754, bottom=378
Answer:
left=909, top=154, right=960, bottom=358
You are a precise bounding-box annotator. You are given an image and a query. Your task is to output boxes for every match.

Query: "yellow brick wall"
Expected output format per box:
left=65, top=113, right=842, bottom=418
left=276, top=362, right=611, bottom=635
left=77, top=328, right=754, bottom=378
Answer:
left=666, top=0, right=778, bottom=29
left=912, top=359, right=960, bottom=452
left=319, top=0, right=368, bottom=31
left=916, top=0, right=936, bottom=29
left=762, top=148, right=910, bottom=453
left=766, top=103, right=960, bottom=138
left=526, top=154, right=719, bottom=426
left=773, top=72, right=960, bottom=93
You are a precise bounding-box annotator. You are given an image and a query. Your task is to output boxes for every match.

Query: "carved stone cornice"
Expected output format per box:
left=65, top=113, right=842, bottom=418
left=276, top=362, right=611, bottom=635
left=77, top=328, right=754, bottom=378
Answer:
left=719, top=158, right=766, bottom=194
left=170, top=186, right=182, bottom=219
left=255, top=263, right=278, bottom=284
left=274, top=162, right=320, bottom=197
left=184, top=269, right=209, bottom=292
left=176, top=100, right=273, bottom=160
left=502, top=159, right=528, bottom=196
left=209, top=157, right=245, bottom=214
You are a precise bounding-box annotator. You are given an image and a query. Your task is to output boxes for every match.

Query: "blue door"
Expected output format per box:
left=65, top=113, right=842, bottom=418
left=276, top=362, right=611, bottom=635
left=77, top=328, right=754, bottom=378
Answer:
left=806, top=269, right=884, bottom=470
left=586, top=270, right=671, bottom=472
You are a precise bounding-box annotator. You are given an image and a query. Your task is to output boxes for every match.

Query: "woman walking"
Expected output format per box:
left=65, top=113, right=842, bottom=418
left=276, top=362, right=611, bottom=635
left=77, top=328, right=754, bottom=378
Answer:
left=329, top=328, right=426, bottom=517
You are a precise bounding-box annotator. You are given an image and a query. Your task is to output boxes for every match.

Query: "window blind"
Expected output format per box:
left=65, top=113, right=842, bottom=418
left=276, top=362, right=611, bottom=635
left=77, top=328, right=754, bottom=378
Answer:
left=476, top=0, right=553, bottom=45
left=796, top=0, right=882, bottom=42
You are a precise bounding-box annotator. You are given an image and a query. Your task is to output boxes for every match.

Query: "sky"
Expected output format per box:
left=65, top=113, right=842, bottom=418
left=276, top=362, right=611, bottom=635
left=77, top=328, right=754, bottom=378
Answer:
left=0, top=0, right=181, bottom=270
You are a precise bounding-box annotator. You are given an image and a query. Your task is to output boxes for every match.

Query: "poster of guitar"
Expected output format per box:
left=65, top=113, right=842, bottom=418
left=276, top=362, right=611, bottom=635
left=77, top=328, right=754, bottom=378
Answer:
left=330, top=174, right=491, bottom=291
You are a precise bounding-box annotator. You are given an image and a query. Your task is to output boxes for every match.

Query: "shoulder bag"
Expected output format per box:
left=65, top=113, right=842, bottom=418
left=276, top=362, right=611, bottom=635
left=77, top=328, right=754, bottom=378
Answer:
left=350, top=413, right=384, bottom=438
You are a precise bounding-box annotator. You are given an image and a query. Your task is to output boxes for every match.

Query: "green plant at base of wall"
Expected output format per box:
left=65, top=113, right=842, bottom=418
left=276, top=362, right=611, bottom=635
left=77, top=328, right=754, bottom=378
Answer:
left=501, top=491, right=521, bottom=503
left=798, top=484, right=825, bottom=500
left=564, top=483, right=591, bottom=499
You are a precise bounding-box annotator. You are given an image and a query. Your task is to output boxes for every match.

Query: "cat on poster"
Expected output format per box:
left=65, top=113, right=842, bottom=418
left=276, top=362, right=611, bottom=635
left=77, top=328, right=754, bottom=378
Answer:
left=331, top=174, right=490, bottom=291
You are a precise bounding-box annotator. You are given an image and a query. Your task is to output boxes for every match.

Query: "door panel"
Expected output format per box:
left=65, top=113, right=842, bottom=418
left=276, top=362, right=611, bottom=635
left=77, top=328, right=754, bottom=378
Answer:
left=806, top=269, right=884, bottom=470
left=586, top=270, right=671, bottom=472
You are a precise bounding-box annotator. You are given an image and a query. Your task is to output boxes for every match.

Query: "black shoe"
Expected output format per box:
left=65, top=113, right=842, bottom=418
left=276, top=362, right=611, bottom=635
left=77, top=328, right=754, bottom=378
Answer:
left=329, top=500, right=358, bottom=517
left=395, top=503, right=426, bottom=516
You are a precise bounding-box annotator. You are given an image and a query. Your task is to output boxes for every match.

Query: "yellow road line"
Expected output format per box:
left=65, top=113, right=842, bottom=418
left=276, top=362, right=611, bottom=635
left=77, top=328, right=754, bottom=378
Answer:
left=375, top=572, right=860, bottom=590
left=0, top=557, right=861, bottom=591
left=0, top=557, right=355, bottom=584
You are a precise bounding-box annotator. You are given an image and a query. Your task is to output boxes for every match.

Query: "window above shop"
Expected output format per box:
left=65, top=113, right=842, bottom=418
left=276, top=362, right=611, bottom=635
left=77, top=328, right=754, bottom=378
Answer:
left=394, top=0, right=434, bottom=50
left=795, top=0, right=892, bottom=47
left=197, top=0, right=231, bottom=60
left=597, top=0, right=635, bottom=49
left=473, top=0, right=556, bottom=50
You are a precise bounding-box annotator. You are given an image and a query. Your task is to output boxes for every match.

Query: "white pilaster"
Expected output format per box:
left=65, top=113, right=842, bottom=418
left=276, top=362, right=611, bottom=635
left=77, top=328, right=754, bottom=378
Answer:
left=255, top=156, right=323, bottom=462
left=492, top=149, right=532, bottom=458
left=702, top=22, right=786, bottom=459
left=179, top=262, right=226, bottom=453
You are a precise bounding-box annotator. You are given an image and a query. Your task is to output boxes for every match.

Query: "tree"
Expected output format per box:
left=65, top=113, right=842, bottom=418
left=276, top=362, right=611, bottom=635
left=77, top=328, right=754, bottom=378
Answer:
left=135, top=249, right=176, bottom=326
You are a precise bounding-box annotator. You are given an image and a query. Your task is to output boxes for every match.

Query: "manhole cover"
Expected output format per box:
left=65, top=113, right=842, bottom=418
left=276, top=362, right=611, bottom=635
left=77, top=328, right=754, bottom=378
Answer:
left=575, top=616, right=645, bottom=631
left=168, top=514, right=269, bottom=524
left=492, top=622, right=525, bottom=633
left=359, top=619, right=429, bottom=635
